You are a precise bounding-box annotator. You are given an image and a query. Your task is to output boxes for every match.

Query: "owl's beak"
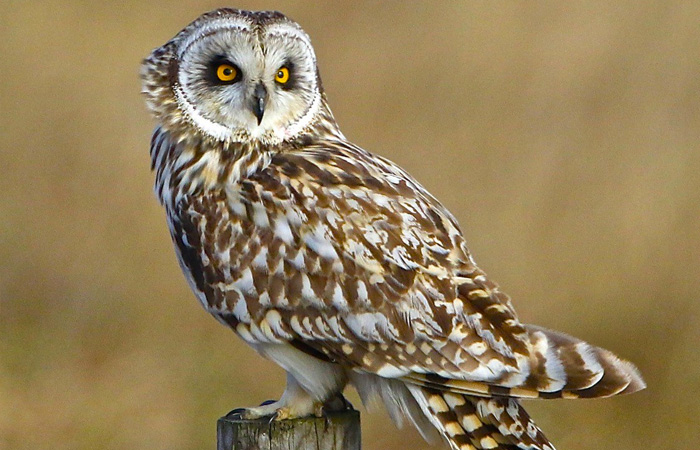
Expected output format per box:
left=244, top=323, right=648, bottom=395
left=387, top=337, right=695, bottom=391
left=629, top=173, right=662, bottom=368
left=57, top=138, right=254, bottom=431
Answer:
left=251, top=83, right=267, bottom=125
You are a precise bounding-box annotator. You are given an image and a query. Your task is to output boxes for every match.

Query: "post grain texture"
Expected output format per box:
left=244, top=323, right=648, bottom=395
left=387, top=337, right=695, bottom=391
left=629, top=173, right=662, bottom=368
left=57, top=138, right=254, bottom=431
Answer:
left=217, top=410, right=361, bottom=450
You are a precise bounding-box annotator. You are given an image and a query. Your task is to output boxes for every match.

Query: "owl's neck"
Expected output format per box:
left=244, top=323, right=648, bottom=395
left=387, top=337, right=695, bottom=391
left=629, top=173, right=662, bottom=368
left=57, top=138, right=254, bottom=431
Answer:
left=150, top=128, right=272, bottom=208
left=306, top=95, right=345, bottom=141
left=150, top=97, right=345, bottom=208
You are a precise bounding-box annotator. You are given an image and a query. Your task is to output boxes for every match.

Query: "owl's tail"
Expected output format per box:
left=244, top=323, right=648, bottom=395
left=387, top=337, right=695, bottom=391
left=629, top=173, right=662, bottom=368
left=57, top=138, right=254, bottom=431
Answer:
left=407, top=386, right=555, bottom=450
left=405, top=325, right=646, bottom=401
left=399, top=325, right=645, bottom=449
left=354, top=324, right=645, bottom=449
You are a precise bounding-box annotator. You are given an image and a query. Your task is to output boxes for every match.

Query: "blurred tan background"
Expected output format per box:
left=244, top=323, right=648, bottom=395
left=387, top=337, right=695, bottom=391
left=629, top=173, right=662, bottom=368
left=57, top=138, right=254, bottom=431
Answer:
left=1, top=1, right=698, bottom=449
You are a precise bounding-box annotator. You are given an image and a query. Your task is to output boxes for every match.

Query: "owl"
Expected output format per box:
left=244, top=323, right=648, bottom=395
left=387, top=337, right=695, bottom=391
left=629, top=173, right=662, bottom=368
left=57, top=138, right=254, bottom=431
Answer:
left=141, top=9, right=645, bottom=450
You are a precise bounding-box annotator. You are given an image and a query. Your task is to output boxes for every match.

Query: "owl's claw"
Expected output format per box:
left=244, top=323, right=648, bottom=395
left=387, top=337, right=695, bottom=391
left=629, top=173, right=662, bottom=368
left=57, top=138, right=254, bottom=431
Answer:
left=225, top=408, right=247, bottom=419
left=224, top=402, right=280, bottom=420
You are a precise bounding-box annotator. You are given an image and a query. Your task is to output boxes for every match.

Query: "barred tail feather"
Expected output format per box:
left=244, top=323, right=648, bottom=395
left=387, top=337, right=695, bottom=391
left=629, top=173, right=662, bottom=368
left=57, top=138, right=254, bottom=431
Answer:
left=404, top=325, right=645, bottom=401
left=407, top=385, right=555, bottom=450
left=521, top=325, right=646, bottom=399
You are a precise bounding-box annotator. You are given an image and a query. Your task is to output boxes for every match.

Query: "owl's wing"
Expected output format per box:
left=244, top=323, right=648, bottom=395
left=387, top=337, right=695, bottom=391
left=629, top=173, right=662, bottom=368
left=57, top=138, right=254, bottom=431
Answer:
left=257, top=142, right=532, bottom=379
left=174, top=139, right=640, bottom=400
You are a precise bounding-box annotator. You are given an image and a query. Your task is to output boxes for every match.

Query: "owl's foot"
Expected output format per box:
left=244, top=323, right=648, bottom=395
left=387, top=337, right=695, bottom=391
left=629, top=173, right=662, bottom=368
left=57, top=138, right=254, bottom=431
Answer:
left=227, top=398, right=323, bottom=420
left=228, top=393, right=353, bottom=420
left=225, top=371, right=352, bottom=421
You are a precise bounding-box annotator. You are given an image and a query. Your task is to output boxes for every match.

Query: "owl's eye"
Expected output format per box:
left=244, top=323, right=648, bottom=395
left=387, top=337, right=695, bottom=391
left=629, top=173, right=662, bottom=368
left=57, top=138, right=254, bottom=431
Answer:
left=216, top=63, right=238, bottom=82
left=275, top=66, right=290, bottom=84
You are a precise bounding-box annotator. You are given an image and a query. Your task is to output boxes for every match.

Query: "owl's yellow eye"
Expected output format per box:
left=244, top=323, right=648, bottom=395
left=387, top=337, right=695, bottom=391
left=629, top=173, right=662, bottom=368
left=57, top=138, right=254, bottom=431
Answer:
left=275, top=66, right=290, bottom=84
left=217, top=64, right=237, bottom=82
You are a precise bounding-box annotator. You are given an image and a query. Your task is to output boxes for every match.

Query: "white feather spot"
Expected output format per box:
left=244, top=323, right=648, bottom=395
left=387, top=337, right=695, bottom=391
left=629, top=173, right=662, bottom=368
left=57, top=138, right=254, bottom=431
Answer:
left=325, top=210, right=341, bottom=229
left=356, top=280, right=369, bottom=306
left=252, top=203, right=270, bottom=228
left=289, top=315, right=313, bottom=340
left=390, top=246, right=420, bottom=270
left=326, top=316, right=351, bottom=342
left=444, top=422, right=463, bottom=437
left=314, top=316, right=333, bottom=340
left=300, top=274, right=318, bottom=304
left=286, top=207, right=306, bottom=227
left=575, top=341, right=605, bottom=377
left=234, top=268, right=256, bottom=295
left=252, top=247, right=268, bottom=269
left=344, top=313, right=382, bottom=341
left=479, top=436, right=499, bottom=449
left=236, top=324, right=255, bottom=344
left=302, top=317, right=314, bottom=334
left=375, top=364, right=409, bottom=378
left=428, top=395, right=449, bottom=413
left=531, top=331, right=567, bottom=391
left=304, top=230, right=338, bottom=260
left=249, top=321, right=271, bottom=343
left=265, top=310, right=291, bottom=339
left=331, top=284, right=348, bottom=311
left=368, top=273, right=384, bottom=284
left=486, top=358, right=506, bottom=374
left=272, top=257, right=284, bottom=275
left=258, top=319, right=280, bottom=342
left=274, top=217, right=294, bottom=244
left=363, top=227, right=383, bottom=246
left=469, top=341, right=487, bottom=356
left=257, top=291, right=271, bottom=307
left=289, top=250, right=305, bottom=270
left=461, top=414, right=482, bottom=432
left=232, top=294, right=250, bottom=322
left=443, top=393, right=466, bottom=408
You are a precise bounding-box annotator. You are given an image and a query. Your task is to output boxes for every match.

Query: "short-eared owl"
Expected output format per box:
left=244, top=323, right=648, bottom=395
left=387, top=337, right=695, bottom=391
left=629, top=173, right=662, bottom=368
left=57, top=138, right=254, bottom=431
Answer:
left=141, top=9, right=644, bottom=450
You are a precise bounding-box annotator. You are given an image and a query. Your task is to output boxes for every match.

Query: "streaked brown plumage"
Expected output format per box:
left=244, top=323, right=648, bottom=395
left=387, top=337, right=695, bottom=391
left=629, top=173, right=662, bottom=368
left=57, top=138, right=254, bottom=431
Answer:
left=141, top=9, right=645, bottom=450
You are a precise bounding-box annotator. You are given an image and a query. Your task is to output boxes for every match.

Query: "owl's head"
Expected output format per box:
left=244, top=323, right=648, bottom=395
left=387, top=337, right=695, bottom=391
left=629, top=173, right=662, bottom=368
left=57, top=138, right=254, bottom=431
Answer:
left=141, top=9, right=326, bottom=145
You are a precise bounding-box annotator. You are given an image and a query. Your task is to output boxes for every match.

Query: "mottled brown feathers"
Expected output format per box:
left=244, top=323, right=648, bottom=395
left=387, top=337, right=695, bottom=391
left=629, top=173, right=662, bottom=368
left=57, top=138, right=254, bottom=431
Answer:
left=411, top=388, right=555, bottom=450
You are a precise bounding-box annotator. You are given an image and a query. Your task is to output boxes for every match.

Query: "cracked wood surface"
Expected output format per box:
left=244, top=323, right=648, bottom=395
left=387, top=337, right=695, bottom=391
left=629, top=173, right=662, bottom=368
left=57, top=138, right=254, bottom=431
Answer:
left=217, top=410, right=361, bottom=450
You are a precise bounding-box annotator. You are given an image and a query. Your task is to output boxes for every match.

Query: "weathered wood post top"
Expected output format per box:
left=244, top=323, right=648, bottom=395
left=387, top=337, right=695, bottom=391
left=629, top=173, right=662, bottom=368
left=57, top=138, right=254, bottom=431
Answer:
left=217, top=410, right=361, bottom=450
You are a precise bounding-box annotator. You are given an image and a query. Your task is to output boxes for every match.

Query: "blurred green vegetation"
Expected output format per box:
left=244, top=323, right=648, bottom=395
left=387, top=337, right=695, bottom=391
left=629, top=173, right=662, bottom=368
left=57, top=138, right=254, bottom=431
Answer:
left=1, top=1, right=698, bottom=449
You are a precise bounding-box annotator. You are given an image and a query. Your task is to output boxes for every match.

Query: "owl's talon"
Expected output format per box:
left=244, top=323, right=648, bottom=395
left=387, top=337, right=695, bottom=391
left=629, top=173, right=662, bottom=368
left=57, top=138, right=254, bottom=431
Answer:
left=272, top=407, right=291, bottom=421
left=259, top=399, right=277, bottom=406
left=225, top=408, right=246, bottom=419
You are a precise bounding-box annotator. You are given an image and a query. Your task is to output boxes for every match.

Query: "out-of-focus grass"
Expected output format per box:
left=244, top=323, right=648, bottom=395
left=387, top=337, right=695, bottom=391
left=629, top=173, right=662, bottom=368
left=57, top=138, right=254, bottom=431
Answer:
left=1, top=1, right=698, bottom=449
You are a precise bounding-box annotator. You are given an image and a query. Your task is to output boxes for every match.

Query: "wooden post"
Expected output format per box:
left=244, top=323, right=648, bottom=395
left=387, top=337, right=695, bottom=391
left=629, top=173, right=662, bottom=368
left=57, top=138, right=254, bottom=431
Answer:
left=217, top=410, right=361, bottom=450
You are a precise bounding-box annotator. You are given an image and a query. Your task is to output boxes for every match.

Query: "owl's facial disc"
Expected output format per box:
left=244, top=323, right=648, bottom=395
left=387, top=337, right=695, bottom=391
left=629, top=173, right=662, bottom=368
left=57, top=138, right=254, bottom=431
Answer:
left=174, top=18, right=322, bottom=144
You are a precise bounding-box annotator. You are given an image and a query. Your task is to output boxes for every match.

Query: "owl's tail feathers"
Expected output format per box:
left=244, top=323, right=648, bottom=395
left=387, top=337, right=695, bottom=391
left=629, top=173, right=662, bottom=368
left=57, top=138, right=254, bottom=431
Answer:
left=407, top=385, right=555, bottom=450
left=351, top=373, right=553, bottom=450
left=519, top=325, right=646, bottom=399
left=405, top=326, right=645, bottom=401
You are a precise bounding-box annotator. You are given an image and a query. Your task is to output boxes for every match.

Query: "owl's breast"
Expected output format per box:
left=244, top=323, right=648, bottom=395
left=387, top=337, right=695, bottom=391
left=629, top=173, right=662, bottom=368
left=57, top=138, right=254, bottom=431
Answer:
left=168, top=174, right=347, bottom=343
